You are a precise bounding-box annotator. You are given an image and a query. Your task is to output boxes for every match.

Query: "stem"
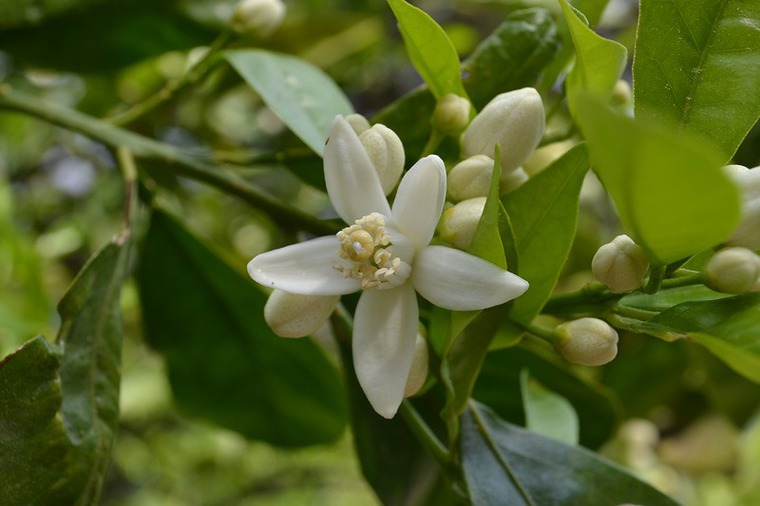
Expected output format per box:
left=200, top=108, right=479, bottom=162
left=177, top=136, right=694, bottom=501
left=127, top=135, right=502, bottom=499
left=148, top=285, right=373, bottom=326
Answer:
left=522, top=322, right=556, bottom=344
left=613, top=305, right=657, bottom=320
left=115, top=147, right=139, bottom=234
left=421, top=129, right=444, bottom=157
left=399, top=401, right=451, bottom=466
left=643, top=264, right=666, bottom=294
left=543, top=281, right=621, bottom=314
left=0, top=85, right=338, bottom=236
left=108, top=31, right=234, bottom=126
left=661, top=272, right=703, bottom=289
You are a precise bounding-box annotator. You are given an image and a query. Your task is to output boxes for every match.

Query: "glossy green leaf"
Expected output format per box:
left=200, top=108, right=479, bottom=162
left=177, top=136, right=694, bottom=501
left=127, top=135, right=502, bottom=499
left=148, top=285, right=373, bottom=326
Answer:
left=520, top=370, right=579, bottom=445
left=504, top=143, right=589, bottom=325
left=620, top=285, right=728, bottom=313
left=386, top=0, right=467, bottom=100
left=633, top=294, right=760, bottom=383
left=225, top=50, right=354, bottom=156
left=560, top=0, right=627, bottom=116
left=634, top=0, right=760, bottom=161
left=461, top=402, right=680, bottom=506
left=577, top=96, right=741, bottom=265
left=0, top=236, right=131, bottom=506
left=474, top=344, right=619, bottom=448
left=374, top=8, right=561, bottom=157
left=138, top=210, right=347, bottom=447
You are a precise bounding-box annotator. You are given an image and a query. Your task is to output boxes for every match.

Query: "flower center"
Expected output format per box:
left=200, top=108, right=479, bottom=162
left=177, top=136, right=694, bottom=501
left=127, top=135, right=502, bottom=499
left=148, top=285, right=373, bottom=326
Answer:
left=335, top=212, right=412, bottom=290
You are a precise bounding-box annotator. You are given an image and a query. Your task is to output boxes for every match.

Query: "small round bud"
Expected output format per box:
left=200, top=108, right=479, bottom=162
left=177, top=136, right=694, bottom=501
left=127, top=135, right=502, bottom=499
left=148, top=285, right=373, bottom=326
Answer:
left=264, top=290, right=339, bottom=338
left=231, top=0, right=286, bottom=38
left=404, top=333, right=429, bottom=398
left=500, top=166, right=529, bottom=194
left=438, top=197, right=486, bottom=250
left=345, top=113, right=371, bottom=135
left=611, top=80, right=632, bottom=106
left=555, top=317, right=619, bottom=366
left=359, top=124, right=405, bottom=195
left=704, top=247, right=760, bottom=294
left=723, top=165, right=760, bottom=250
left=448, top=155, right=494, bottom=201
left=592, top=234, right=650, bottom=293
left=461, top=87, right=545, bottom=174
left=432, top=93, right=471, bottom=136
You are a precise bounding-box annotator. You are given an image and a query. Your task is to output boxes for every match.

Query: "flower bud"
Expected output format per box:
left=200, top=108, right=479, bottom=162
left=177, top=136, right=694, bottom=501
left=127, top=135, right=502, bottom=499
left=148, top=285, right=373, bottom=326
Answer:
left=461, top=87, right=545, bottom=174
left=359, top=124, right=405, bottom=195
left=703, top=247, right=760, bottom=294
left=438, top=197, right=486, bottom=250
left=500, top=166, right=529, bottom=194
left=611, top=80, right=632, bottom=106
left=432, top=93, right=471, bottom=136
left=404, top=333, right=429, bottom=398
left=591, top=234, right=650, bottom=293
left=448, top=155, right=493, bottom=201
left=722, top=165, right=760, bottom=250
left=555, top=317, right=619, bottom=366
left=231, top=0, right=286, bottom=38
left=345, top=113, right=371, bottom=135
left=264, top=290, right=339, bottom=338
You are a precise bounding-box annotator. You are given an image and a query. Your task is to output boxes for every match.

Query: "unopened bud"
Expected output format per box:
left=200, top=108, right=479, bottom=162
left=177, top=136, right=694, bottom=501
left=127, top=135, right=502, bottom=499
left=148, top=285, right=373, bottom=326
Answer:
left=555, top=317, right=619, bottom=366
left=345, top=113, right=371, bottom=135
left=611, top=80, right=632, bottom=106
left=264, top=290, right=339, bottom=338
left=704, top=247, right=760, bottom=294
left=448, top=155, right=493, bottom=201
left=461, top=87, right=545, bottom=174
left=592, top=235, right=650, bottom=293
left=432, top=93, right=471, bottom=136
left=404, top=333, right=429, bottom=398
left=359, top=124, right=405, bottom=195
left=231, top=0, right=286, bottom=38
left=722, top=165, right=760, bottom=250
left=500, top=166, right=529, bottom=194
left=438, top=197, right=486, bottom=250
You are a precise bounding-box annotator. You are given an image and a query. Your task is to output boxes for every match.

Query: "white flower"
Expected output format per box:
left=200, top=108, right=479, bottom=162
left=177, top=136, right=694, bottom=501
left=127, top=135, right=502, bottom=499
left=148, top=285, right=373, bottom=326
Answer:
left=248, top=115, right=529, bottom=418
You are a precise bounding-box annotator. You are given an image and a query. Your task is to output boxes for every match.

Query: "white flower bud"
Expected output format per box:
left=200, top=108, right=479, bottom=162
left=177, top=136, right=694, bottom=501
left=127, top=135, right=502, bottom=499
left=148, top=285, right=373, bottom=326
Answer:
left=461, top=87, right=545, bottom=174
left=359, top=124, right=405, bottom=195
left=448, top=155, right=494, bottom=201
left=500, top=166, right=529, bottom=194
left=703, top=247, right=760, bottom=294
left=438, top=197, right=486, bottom=250
left=231, top=0, right=286, bottom=38
left=722, top=165, right=760, bottom=250
left=432, top=93, right=471, bottom=136
left=555, top=317, right=619, bottom=366
left=404, top=333, right=429, bottom=398
left=264, top=290, right=339, bottom=338
left=591, top=234, right=650, bottom=293
left=345, top=113, right=371, bottom=135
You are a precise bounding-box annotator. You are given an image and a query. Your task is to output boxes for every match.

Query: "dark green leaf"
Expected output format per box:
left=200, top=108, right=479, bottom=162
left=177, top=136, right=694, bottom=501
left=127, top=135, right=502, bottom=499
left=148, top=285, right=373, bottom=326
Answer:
left=504, top=143, right=589, bottom=325
left=461, top=402, right=680, bottom=506
left=387, top=0, right=468, bottom=100
left=137, top=210, right=347, bottom=447
left=0, top=0, right=107, bottom=28
left=634, top=0, right=760, bottom=161
left=577, top=96, right=741, bottom=265
left=520, top=370, right=578, bottom=445
left=225, top=50, right=354, bottom=156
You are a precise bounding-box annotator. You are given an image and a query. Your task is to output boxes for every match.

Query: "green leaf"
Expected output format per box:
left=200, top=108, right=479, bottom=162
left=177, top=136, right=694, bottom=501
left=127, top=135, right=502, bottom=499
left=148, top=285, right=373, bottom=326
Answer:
left=633, top=294, right=760, bottom=383
left=504, top=143, right=589, bottom=325
left=386, top=0, right=468, bottom=100
left=520, top=370, right=579, bottom=445
left=577, top=96, right=741, bottom=265
left=137, top=210, right=347, bottom=447
left=620, top=285, right=728, bottom=313
left=634, top=0, right=760, bottom=161
left=474, top=344, right=619, bottom=448
left=225, top=50, right=354, bottom=156
left=461, top=402, right=681, bottom=506
left=559, top=0, right=627, bottom=116
left=0, top=236, right=131, bottom=506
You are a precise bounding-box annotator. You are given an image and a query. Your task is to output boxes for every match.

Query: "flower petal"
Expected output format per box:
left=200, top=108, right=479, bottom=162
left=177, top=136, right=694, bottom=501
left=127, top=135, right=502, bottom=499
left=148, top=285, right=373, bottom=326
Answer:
left=324, top=115, right=391, bottom=223
left=353, top=284, right=419, bottom=419
left=412, top=245, right=529, bottom=311
left=247, top=236, right=361, bottom=295
left=391, top=155, right=446, bottom=252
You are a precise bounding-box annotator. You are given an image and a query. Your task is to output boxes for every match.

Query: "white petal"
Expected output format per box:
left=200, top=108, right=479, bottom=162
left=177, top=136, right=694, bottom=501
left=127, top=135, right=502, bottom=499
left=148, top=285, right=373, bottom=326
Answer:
left=391, top=155, right=446, bottom=252
left=412, top=245, right=529, bottom=311
left=248, top=236, right=361, bottom=295
left=353, top=284, right=419, bottom=419
left=324, top=115, right=390, bottom=223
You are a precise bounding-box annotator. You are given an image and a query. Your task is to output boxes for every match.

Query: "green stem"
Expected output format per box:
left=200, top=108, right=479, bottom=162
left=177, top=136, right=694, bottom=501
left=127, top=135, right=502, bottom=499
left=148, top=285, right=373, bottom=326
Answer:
left=115, top=147, right=139, bottom=234
left=399, top=401, right=451, bottom=466
left=0, top=85, right=338, bottom=236
left=613, top=304, right=657, bottom=321
left=522, top=321, right=556, bottom=343
left=661, top=272, right=703, bottom=289
left=108, top=31, right=234, bottom=126
left=421, top=129, right=444, bottom=157
left=643, top=264, right=666, bottom=294
left=543, top=281, right=621, bottom=314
